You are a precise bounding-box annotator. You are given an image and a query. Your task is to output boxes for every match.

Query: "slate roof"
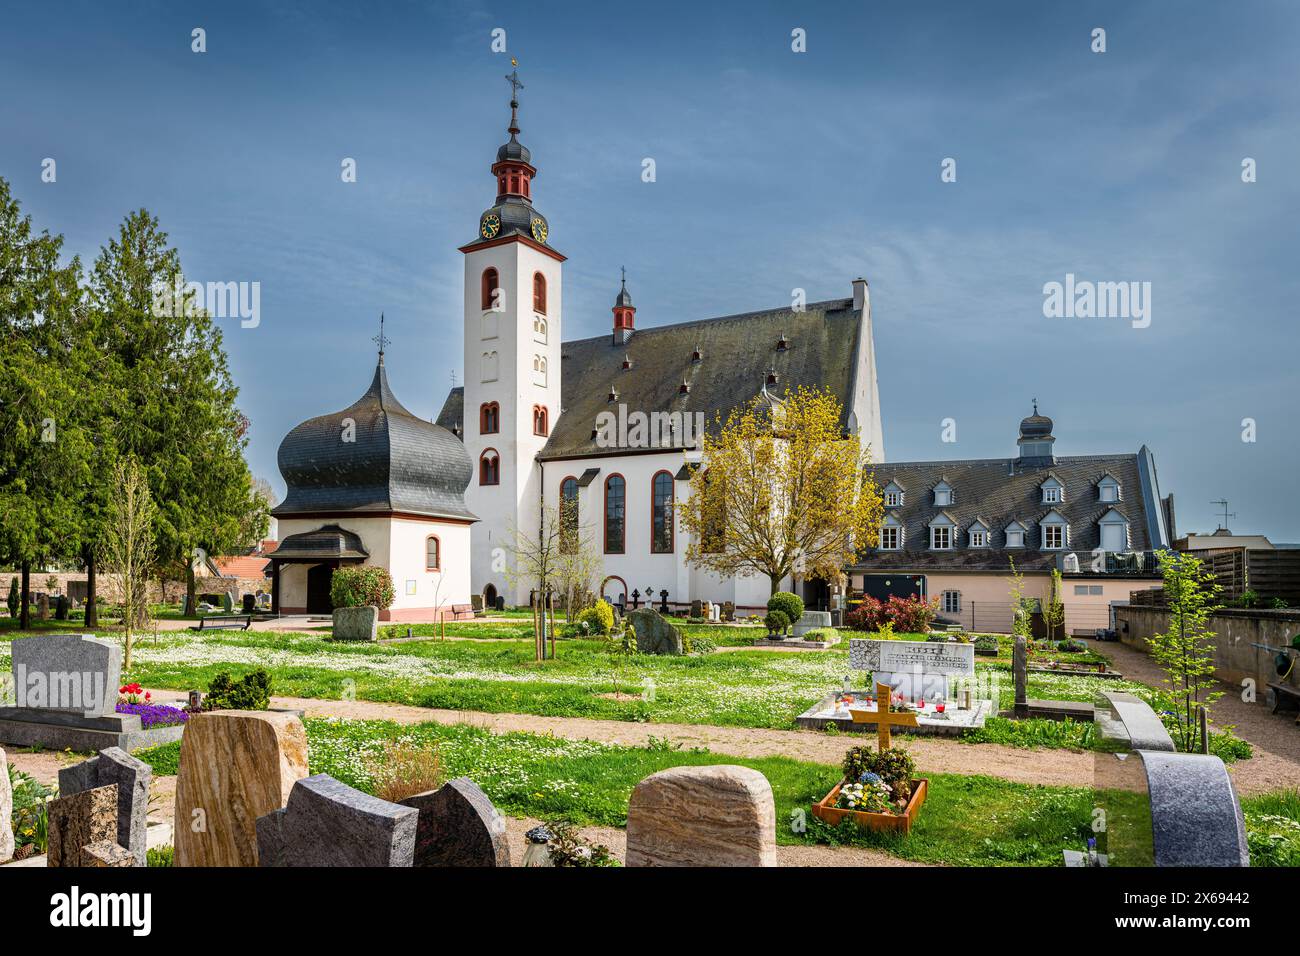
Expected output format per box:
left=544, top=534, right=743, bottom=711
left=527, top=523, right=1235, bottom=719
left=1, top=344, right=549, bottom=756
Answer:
left=274, top=360, right=476, bottom=522
left=853, top=451, right=1165, bottom=573
left=437, top=298, right=865, bottom=460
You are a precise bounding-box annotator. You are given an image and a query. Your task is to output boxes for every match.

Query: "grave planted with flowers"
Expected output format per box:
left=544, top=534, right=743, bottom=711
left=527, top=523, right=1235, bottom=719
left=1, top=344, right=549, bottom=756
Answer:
left=116, top=683, right=189, bottom=730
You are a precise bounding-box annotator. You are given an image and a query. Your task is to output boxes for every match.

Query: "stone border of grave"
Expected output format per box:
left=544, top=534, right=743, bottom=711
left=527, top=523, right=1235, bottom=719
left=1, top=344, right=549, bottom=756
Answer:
left=750, top=633, right=841, bottom=650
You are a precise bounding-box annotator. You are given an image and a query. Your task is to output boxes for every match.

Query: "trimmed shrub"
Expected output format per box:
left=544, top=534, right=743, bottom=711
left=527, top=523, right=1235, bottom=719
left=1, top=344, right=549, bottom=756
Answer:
left=204, top=668, right=273, bottom=711
left=763, top=610, right=790, bottom=634
left=846, top=594, right=937, bottom=633
left=329, top=565, right=395, bottom=609
left=575, top=599, right=615, bottom=635
left=767, top=591, right=804, bottom=626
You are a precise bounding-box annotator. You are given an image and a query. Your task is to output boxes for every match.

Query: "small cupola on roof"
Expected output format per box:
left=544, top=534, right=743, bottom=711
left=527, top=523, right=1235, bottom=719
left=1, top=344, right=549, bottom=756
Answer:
left=1017, top=399, right=1056, bottom=467
left=273, top=327, right=475, bottom=523
left=612, top=268, right=635, bottom=345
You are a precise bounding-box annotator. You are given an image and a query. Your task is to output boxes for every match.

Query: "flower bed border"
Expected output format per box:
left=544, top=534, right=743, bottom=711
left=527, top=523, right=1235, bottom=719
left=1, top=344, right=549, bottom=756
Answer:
left=811, top=777, right=928, bottom=835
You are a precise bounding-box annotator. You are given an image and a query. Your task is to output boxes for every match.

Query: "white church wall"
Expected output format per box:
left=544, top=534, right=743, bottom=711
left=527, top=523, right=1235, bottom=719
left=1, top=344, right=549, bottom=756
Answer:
left=540, top=451, right=790, bottom=611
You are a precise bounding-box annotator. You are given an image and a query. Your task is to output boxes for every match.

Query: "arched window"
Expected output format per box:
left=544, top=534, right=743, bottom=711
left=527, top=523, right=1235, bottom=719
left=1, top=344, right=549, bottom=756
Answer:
left=479, top=450, right=500, bottom=486
left=481, top=268, right=500, bottom=311
left=533, top=272, right=547, bottom=314
left=533, top=315, right=547, bottom=343
left=480, top=402, right=499, bottom=434
left=425, top=536, right=440, bottom=571
left=560, top=476, right=578, bottom=552
left=533, top=355, right=548, bottom=387
left=532, top=405, right=548, bottom=436
left=651, top=470, right=674, bottom=553
left=604, top=474, right=625, bottom=553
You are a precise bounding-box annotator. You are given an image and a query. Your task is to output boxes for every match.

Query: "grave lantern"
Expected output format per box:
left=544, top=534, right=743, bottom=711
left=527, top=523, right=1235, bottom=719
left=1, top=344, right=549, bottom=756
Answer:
left=523, top=825, right=554, bottom=867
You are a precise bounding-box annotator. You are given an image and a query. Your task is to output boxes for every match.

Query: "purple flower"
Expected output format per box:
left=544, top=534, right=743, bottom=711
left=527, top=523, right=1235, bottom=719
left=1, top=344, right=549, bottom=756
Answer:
left=116, top=702, right=190, bottom=730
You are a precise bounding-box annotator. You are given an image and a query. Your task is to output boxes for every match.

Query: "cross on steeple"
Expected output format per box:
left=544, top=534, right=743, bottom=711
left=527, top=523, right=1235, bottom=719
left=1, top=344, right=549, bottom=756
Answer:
left=372, top=313, right=391, bottom=362
left=505, top=59, right=524, bottom=134
left=620, top=265, right=627, bottom=287
left=1032, top=397, right=1039, bottom=415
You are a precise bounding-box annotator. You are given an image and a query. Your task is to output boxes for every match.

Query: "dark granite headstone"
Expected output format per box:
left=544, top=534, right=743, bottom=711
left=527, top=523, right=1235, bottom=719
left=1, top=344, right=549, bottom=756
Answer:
left=1012, top=636, right=1028, bottom=717
left=399, top=777, right=510, bottom=867
left=58, top=747, right=151, bottom=865
left=257, top=773, right=417, bottom=867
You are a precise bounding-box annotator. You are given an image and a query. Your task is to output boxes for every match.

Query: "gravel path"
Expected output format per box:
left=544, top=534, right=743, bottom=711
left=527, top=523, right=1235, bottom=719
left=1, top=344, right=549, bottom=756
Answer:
left=149, top=690, right=1099, bottom=788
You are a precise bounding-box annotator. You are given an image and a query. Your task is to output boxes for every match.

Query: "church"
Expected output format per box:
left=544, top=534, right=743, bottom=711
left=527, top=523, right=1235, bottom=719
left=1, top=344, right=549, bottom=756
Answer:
left=433, top=75, right=883, bottom=612
left=266, top=73, right=882, bottom=617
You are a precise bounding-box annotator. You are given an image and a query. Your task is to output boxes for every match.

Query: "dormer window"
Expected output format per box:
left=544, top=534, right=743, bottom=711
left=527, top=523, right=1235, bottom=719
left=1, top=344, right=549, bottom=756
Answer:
left=967, top=520, right=990, bottom=548
left=1040, top=510, right=1069, bottom=550
left=622, top=354, right=633, bottom=370
left=1098, top=507, right=1129, bottom=552
left=879, top=514, right=904, bottom=550
left=882, top=481, right=905, bottom=508
left=928, top=513, right=956, bottom=550
left=766, top=369, right=779, bottom=385
left=679, top=380, right=691, bottom=394
left=1098, top=474, right=1121, bottom=503
left=776, top=334, right=789, bottom=352
left=1005, top=520, right=1028, bottom=549
left=933, top=480, right=953, bottom=507
left=1040, top=475, right=1065, bottom=505
left=691, top=348, right=703, bottom=363
left=608, top=387, right=619, bottom=403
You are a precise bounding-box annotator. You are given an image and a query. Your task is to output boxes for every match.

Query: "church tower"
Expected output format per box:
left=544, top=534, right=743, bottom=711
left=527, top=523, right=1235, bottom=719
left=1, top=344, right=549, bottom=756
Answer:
left=458, top=66, right=565, bottom=604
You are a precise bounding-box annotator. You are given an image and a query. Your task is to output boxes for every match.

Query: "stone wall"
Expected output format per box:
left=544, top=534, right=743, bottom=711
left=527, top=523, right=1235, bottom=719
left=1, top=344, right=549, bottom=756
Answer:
left=0, top=570, right=262, bottom=609
left=1115, top=604, right=1300, bottom=697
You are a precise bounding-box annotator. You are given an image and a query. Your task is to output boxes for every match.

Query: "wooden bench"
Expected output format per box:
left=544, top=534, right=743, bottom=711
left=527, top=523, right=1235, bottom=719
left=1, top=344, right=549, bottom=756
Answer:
left=1267, top=682, right=1300, bottom=715
left=189, top=614, right=252, bottom=632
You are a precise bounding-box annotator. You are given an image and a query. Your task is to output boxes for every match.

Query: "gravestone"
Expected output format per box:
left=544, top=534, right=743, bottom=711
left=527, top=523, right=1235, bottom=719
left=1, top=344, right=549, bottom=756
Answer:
left=708, top=602, right=721, bottom=624
left=59, top=747, right=152, bottom=866
left=174, top=710, right=309, bottom=867
left=36, top=593, right=49, bottom=621
left=221, top=592, right=234, bottom=613
left=722, top=601, right=735, bottom=622
left=242, top=594, right=256, bottom=613
left=690, top=599, right=703, bottom=619
left=0, top=747, right=12, bottom=862
left=1093, top=691, right=1249, bottom=866
left=627, top=607, right=685, bottom=655
left=6, top=633, right=118, bottom=715
left=47, top=784, right=118, bottom=867
left=398, top=777, right=510, bottom=867
left=626, top=765, right=777, bottom=867
left=55, top=594, right=69, bottom=620
left=1012, top=636, right=1029, bottom=717
left=333, top=605, right=378, bottom=641
left=849, top=637, right=974, bottom=701
left=792, top=610, right=833, bottom=638
left=257, top=774, right=417, bottom=867
left=82, top=841, right=137, bottom=867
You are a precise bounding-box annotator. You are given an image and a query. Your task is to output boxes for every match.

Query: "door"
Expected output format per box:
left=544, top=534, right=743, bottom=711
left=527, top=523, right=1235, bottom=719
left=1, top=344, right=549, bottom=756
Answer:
left=306, top=563, right=334, bottom=615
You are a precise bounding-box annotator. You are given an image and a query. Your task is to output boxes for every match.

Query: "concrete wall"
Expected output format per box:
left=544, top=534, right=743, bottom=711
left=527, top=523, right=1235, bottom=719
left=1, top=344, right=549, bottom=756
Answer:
left=1115, top=604, right=1300, bottom=698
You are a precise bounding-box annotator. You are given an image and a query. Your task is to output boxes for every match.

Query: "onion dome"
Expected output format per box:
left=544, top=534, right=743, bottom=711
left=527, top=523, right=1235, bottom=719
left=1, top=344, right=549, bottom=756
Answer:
left=1019, top=400, right=1054, bottom=440
left=272, top=359, right=475, bottom=521
left=496, top=133, right=532, bottom=165
left=614, top=277, right=633, bottom=309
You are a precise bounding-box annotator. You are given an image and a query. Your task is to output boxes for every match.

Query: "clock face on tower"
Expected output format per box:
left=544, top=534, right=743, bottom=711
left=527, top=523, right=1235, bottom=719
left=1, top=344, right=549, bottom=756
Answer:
left=480, top=213, right=501, bottom=240
left=530, top=217, right=548, bottom=243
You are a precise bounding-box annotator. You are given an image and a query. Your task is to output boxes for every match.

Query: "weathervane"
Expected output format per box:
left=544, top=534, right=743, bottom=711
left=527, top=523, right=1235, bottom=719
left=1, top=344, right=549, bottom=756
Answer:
left=372, top=312, right=390, bottom=361
left=505, top=57, right=523, bottom=133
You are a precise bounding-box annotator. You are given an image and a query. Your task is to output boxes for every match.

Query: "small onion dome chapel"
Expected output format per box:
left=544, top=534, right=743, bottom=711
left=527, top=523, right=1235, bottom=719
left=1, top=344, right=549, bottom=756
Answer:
left=268, top=350, right=477, bottom=620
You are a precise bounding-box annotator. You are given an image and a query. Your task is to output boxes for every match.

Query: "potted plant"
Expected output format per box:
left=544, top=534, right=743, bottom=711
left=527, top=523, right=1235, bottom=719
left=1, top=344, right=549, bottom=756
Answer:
left=812, top=744, right=928, bottom=835
left=329, top=565, right=395, bottom=641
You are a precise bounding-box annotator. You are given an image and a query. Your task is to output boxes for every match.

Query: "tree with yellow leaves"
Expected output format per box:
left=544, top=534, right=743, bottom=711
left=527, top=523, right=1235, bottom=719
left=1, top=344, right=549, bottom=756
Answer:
left=678, top=386, right=883, bottom=596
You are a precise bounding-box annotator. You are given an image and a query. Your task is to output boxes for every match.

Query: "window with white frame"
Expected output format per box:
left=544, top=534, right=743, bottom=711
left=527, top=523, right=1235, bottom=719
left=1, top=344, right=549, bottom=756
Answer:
left=933, top=482, right=953, bottom=507
left=1043, top=486, right=1060, bottom=504
left=1098, top=476, right=1121, bottom=502
left=879, top=526, right=900, bottom=550
left=942, top=590, right=961, bottom=614
left=969, top=529, right=987, bottom=548
left=1043, top=524, right=1064, bottom=549
left=885, top=491, right=901, bottom=507
left=931, top=525, right=952, bottom=550
left=1006, top=528, right=1025, bottom=548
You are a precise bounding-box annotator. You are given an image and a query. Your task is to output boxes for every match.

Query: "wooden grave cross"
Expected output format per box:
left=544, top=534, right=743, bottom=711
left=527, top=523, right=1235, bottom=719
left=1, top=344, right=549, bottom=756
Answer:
left=848, top=681, right=919, bottom=750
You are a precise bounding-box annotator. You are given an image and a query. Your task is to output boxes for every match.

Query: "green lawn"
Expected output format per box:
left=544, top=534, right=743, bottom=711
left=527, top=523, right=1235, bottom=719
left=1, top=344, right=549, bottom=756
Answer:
left=0, top=627, right=1176, bottom=749
left=132, top=715, right=1097, bottom=866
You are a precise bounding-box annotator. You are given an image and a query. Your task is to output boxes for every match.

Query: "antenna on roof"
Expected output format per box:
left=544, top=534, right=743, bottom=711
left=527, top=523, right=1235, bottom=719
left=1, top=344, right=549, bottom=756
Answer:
left=1210, top=498, right=1235, bottom=531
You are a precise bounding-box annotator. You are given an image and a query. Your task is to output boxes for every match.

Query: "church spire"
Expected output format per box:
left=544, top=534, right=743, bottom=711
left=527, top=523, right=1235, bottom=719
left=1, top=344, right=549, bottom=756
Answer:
left=372, top=312, right=390, bottom=365
left=505, top=58, right=523, bottom=136
left=612, top=268, right=635, bottom=346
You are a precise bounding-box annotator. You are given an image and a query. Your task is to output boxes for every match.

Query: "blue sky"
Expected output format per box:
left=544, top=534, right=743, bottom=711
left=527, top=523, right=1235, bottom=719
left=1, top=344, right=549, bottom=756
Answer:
left=4, top=0, right=1298, bottom=539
